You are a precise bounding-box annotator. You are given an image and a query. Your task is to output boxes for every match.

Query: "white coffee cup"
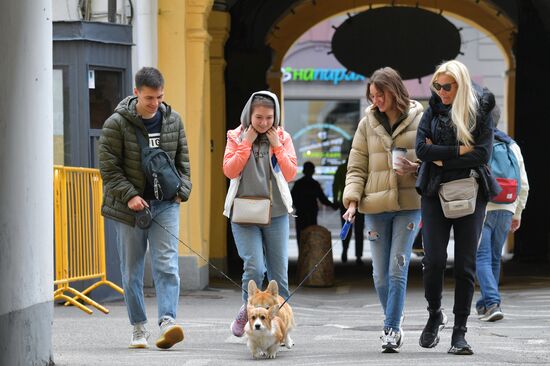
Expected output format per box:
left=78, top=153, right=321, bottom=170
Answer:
left=392, top=147, right=407, bottom=169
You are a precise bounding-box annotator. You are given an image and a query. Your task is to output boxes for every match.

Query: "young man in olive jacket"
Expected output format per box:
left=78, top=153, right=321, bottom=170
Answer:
left=99, top=67, right=191, bottom=349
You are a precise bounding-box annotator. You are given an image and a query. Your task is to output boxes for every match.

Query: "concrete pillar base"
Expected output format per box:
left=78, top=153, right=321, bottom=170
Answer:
left=0, top=302, right=53, bottom=366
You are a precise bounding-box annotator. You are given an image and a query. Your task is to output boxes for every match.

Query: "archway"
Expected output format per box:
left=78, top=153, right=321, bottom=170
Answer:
left=266, top=0, right=517, bottom=133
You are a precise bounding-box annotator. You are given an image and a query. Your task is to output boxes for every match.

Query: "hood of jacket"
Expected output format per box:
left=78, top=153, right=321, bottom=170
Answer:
left=114, top=96, right=172, bottom=127
left=239, top=90, right=281, bottom=129
left=473, top=82, right=496, bottom=118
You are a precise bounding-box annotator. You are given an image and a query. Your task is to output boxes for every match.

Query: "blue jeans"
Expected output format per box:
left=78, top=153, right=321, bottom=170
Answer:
left=365, top=210, right=421, bottom=330
left=115, top=200, right=180, bottom=326
left=476, top=210, right=513, bottom=308
left=231, top=214, right=290, bottom=303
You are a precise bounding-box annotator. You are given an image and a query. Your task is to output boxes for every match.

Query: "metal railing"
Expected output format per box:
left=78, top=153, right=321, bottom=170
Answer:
left=53, top=165, right=123, bottom=314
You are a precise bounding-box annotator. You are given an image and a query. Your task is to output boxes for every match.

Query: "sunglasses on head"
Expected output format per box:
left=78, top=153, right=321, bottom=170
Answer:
left=432, top=82, right=456, bottom=92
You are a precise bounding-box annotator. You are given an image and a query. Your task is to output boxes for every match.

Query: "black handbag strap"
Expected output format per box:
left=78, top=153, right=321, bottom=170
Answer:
left=134, top=125, right=148, bottom=148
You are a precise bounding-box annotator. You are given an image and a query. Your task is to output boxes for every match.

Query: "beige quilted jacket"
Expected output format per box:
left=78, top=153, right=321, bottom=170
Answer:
left=343, top=100, right=423, bottom=214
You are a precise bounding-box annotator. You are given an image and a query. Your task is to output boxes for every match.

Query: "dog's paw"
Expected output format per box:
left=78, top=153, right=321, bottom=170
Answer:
left=285, top=336, right=294, bottom=349
left=267, top=352, right=277, bottom=359
left=252, top=351, right=264, bottom=359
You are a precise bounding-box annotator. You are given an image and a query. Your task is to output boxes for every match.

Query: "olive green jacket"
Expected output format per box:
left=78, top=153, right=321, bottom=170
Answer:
left=98, top=96, right=191, bottom=226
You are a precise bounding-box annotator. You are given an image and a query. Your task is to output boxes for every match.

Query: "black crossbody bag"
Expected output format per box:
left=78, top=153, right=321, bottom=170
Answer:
left=134, top=126, right=182, bottom=201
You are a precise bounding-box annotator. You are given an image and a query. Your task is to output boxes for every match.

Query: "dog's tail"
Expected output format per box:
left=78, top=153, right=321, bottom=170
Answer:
left=288, top=315, right=296, bottom=331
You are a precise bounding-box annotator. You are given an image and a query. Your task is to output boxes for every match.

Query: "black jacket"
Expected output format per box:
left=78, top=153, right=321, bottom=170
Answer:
left=415, top=85, right=498, bottom=199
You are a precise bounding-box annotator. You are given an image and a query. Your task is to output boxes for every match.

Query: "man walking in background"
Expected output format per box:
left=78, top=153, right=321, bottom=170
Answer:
left=476, top=106, right=529, bottom=322
left=333, top=159, right=364, bottom=264
left=291, top=161, right=337, bottom=246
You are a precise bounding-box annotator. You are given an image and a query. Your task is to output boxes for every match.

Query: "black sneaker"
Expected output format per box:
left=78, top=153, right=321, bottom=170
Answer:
left=479, top=304, right=503, bottom=322
left=381, top=328, right=403, bottom=353
left=448, top=325, right=473, bottom=355
left=419, top=308, right=448, bottom=348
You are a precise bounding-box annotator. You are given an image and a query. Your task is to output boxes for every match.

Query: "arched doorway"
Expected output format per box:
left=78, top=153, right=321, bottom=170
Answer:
left=266, top=0, right=516, bottom=133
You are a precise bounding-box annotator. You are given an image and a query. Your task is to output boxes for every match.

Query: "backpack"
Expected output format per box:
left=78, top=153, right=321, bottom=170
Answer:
left=490, top=129, right=521, bottom=204
left=134, top=126, right=182, bottom=201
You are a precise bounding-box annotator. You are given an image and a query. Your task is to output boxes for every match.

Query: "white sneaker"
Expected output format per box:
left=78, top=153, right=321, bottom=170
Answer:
left=381, top=328, right=403, bottom=353
left=129, top=324, right=150, bottom=349
left=156, top=318, right=184, bottom=349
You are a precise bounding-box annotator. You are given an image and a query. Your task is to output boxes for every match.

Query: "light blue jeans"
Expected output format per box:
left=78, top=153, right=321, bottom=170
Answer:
left=476, top=210, right=513, bottom=309
left=231, top=214, right=290, bottom=303
left=365, top=209, right=421, bottom=330
left=115, top=200, right=180, bottom=326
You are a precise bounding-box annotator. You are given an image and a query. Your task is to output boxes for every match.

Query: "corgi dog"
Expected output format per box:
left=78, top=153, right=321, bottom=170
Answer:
left=245, top=305, right=289, bottom=358
left=245, top=280, right=295, bottom=358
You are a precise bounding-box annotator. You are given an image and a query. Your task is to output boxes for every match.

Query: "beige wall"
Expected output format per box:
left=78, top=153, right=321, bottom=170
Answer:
left=158, top=0, right=214, bottom=276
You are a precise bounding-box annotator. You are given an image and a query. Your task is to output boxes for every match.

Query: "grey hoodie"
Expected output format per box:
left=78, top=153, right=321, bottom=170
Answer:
left=236, top=91, right=286, bottom=217
left=239, top=90, right=281, bottom=129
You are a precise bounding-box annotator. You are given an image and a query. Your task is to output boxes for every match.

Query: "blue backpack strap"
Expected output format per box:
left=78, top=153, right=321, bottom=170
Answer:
left=493, top=128, right=513, bottom=144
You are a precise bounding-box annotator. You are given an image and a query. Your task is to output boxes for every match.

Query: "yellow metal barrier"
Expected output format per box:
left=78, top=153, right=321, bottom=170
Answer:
left=54, top=165, right=123, bottom=314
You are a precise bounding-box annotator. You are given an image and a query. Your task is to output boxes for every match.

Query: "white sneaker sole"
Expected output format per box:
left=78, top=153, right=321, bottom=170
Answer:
left=481, top=311, right=503, bottom=322
left=156, top=326, right=184, bottom=349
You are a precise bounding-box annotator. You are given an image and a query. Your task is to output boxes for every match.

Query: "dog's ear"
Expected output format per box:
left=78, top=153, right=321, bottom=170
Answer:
left=248, top=280, right=258, bottom=297
left=269, top=304, right=280, bottom=318
left=266, top=280, right=279, bottom=297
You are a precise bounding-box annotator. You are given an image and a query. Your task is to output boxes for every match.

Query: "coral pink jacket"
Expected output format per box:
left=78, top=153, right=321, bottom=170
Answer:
left=223, top=125, right=297, bottom=182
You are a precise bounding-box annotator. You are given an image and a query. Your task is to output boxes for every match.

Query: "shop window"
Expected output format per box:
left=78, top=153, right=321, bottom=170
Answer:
left=284, top=99, right=360, bottom=199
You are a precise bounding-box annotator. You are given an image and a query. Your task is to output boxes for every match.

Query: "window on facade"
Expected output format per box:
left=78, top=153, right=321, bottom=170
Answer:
left=284, top=99, right=360, bottom=200
left=53, top=69, right=65, bottom=165
left=89, top=69, right=122, bottom=130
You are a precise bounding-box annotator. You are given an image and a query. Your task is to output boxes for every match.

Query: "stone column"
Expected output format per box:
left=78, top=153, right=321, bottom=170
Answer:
left=0, top=1, right=54, bottom=365
left=158, top=0, right=213, bottom=289
left=208, top=10, right=230, bottom=273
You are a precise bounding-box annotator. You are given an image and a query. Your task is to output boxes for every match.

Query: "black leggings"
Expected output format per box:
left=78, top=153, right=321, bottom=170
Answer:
left=421, top=191, right=487, bottom=327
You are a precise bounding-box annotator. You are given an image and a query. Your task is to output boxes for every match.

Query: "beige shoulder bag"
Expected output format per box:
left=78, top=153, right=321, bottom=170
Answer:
left=231, top=149, right=273, bottom=226
left=438, top=176, right=478, bottom=219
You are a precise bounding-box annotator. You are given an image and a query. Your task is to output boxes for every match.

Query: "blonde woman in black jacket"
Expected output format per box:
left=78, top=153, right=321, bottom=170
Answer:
left=415, top=60, right=496, bottom=355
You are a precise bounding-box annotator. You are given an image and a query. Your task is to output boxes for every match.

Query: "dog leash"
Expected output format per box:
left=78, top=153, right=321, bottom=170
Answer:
left=150, top=208, right=354, bottom=301
left=151, top=215, right=248, bottom=295
left=279, top=220, right=352, bottom=308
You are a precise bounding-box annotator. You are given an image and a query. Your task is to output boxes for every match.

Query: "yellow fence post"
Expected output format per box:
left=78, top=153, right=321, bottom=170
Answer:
left=53, top=166, right=124, bottom=314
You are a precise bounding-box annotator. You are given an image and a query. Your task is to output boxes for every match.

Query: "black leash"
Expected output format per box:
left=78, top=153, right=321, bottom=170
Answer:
left=151, top=216, right=248, bottom=295
left=279, top=238, right=337, bottom=308
left=151, top=210, right=352, bottom=305
left=279, top=220, right=351, bottom=308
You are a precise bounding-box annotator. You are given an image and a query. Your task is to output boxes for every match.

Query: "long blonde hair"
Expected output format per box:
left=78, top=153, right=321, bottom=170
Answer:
left=431, top=60, right=478, bottom=147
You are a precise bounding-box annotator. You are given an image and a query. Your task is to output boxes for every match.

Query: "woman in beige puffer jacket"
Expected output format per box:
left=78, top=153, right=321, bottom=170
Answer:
left=342, top=67, right=423, bottom=353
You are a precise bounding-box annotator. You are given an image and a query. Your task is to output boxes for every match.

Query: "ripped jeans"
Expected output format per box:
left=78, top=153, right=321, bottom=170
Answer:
left=365, top=209, right=421, bottom=330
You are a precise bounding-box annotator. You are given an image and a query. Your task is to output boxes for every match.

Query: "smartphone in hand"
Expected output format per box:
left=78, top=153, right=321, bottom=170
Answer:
left=340, top=220, right=352, bottom=240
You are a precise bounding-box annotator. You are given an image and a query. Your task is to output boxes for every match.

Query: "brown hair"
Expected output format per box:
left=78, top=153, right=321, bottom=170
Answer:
left=367, top=67, right=410, bottom=115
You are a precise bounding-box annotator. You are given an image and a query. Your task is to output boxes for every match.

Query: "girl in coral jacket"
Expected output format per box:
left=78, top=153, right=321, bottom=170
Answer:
left=222, top=91, right=297, bottom=338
